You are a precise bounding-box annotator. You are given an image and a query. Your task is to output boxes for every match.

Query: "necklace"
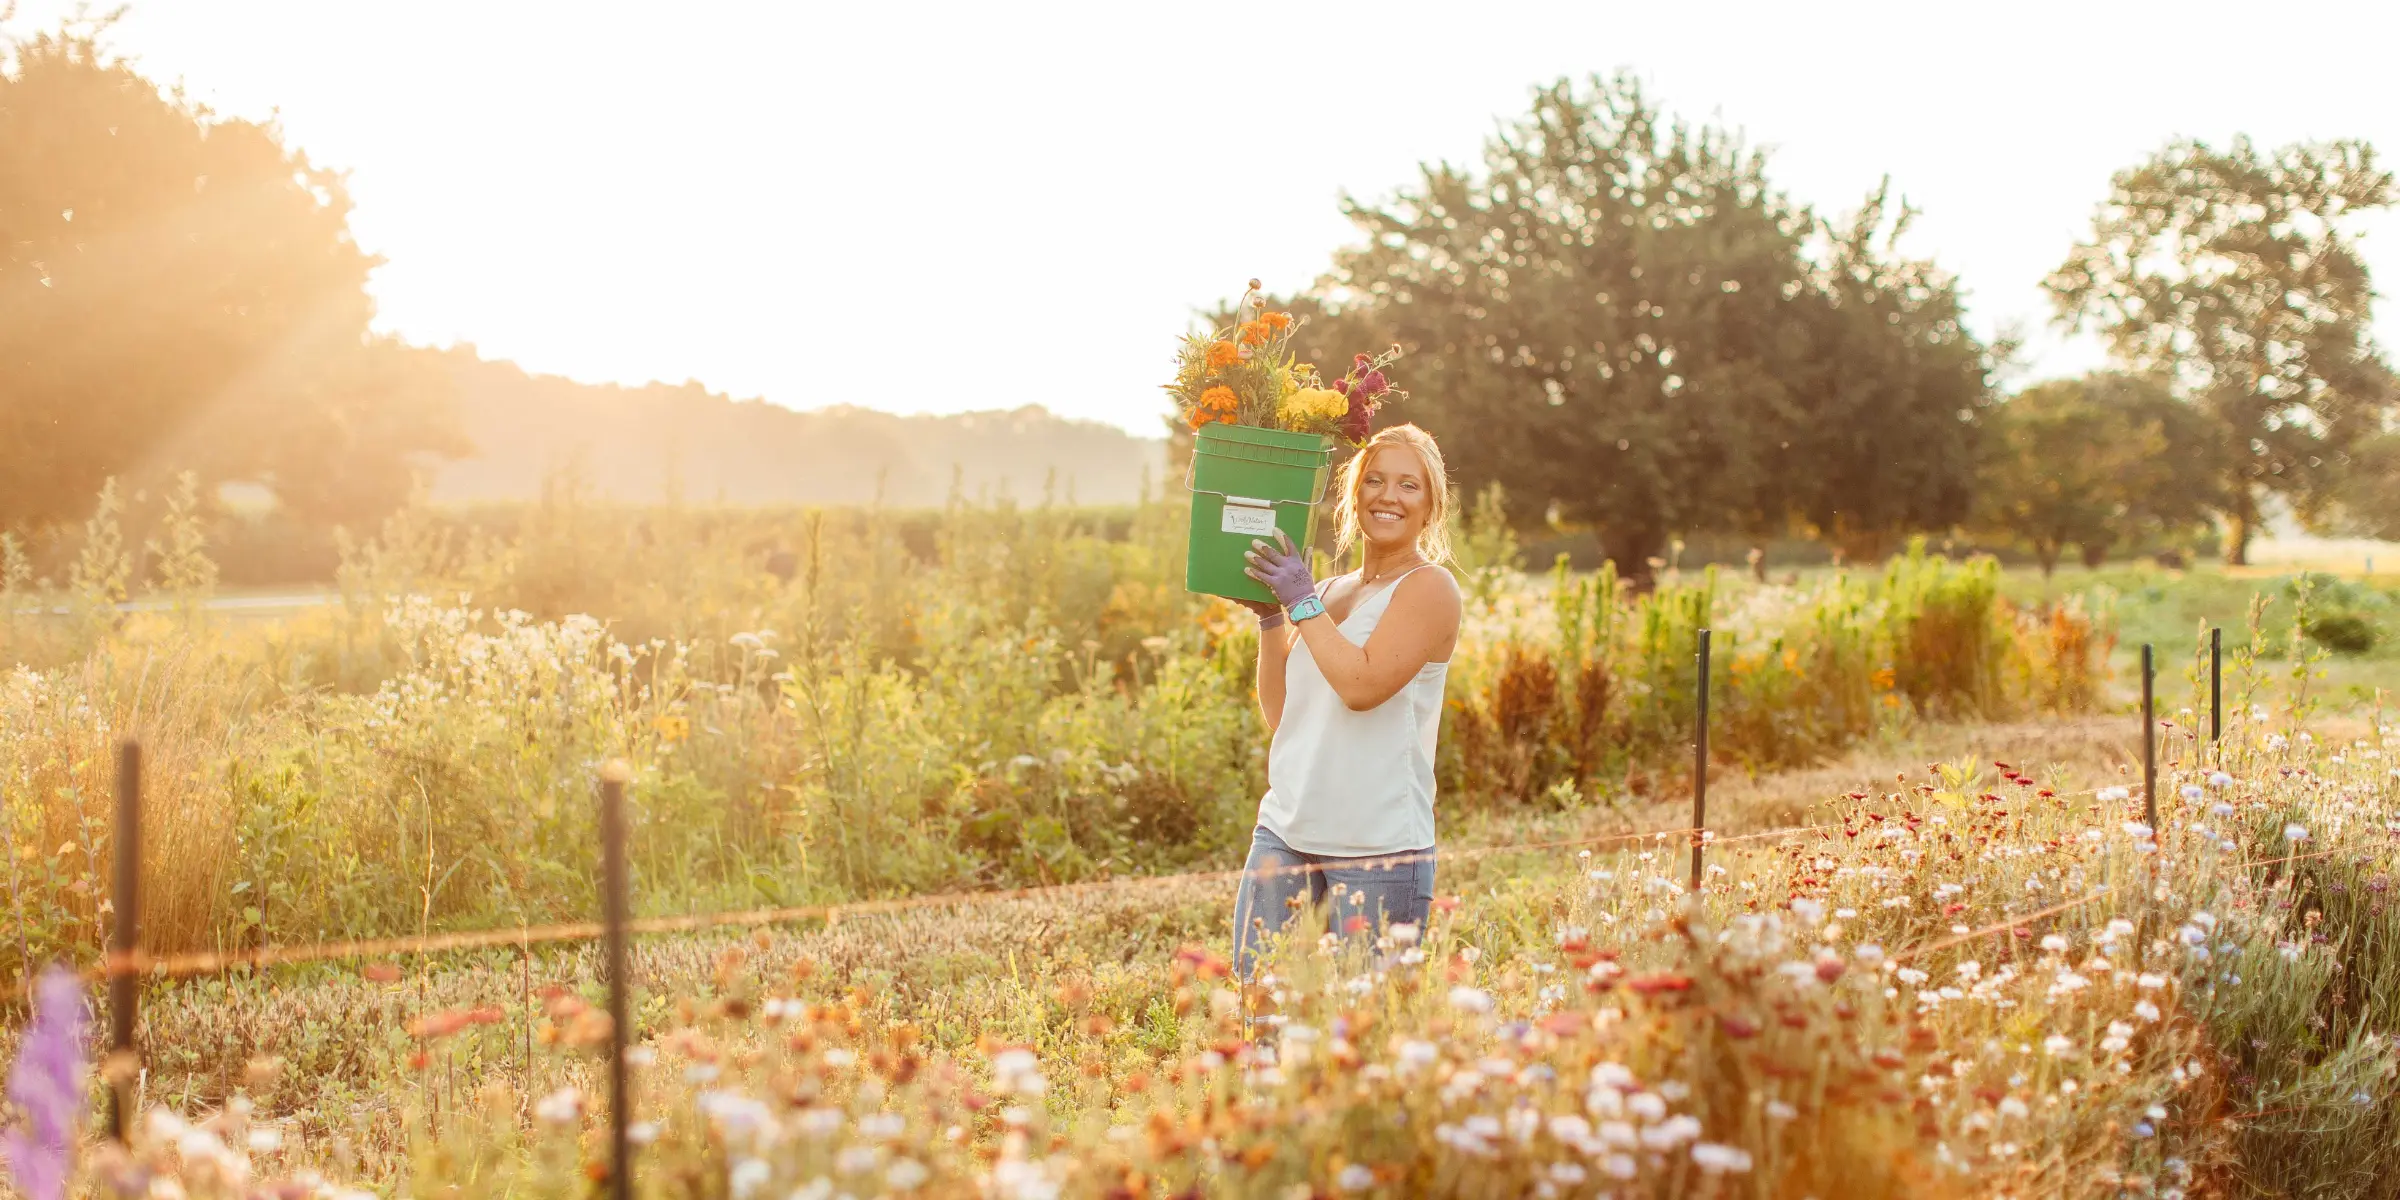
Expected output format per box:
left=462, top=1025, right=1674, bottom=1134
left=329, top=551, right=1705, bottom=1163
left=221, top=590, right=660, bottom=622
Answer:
left=1361, top=554, right=1424, bottom=586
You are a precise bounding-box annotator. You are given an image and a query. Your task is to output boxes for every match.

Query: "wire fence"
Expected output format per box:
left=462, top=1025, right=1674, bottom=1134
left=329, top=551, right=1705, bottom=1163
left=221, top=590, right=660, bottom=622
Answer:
left=68, top=627, right=2235, bottom=1191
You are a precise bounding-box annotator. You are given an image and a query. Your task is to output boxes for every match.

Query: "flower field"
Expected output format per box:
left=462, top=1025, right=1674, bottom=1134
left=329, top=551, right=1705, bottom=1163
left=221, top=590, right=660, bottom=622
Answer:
left=31, top=697, right=2400, bottom=1198
left=9, top=489, right=2395, bottom=1197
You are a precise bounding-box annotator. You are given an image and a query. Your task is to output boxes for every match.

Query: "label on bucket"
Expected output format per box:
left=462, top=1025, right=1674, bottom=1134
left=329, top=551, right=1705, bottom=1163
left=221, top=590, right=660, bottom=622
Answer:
left=1220, top=499, right=1278, bottom=536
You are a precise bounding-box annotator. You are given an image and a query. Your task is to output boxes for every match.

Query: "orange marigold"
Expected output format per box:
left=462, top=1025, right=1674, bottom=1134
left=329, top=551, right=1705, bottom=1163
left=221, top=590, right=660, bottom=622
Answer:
left=1238, top=321, right=1270, bottom=347
left=1199, top=385, right=1239, bottom=413
left=1260, top=311, right=1293, bottom=332
left=1205, top=340, right=1241, bottom=370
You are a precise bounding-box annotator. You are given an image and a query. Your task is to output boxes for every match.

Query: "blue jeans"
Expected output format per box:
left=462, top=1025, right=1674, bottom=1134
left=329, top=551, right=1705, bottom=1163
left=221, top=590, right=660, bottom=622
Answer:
left=1231, top=824, right=1435, bottom=979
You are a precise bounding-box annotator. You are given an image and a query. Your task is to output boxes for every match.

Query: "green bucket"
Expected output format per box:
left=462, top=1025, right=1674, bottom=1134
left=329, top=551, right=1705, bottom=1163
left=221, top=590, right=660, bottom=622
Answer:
left=1185, top=424, right=1335, bottom=603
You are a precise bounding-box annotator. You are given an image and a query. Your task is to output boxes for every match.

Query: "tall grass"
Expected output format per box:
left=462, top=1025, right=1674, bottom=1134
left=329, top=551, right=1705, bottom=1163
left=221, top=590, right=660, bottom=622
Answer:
left=0, top=486, right=2106, bottom=980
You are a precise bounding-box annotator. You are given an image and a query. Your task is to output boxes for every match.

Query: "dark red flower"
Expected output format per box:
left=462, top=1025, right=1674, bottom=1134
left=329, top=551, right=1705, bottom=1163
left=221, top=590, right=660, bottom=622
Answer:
left=1359, top=370, right=1388, bottom=396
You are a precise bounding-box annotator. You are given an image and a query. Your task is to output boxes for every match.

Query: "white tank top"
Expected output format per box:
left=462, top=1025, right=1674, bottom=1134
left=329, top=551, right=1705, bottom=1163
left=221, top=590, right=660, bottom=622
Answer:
left=1257, top=564, right=1449, bottom=856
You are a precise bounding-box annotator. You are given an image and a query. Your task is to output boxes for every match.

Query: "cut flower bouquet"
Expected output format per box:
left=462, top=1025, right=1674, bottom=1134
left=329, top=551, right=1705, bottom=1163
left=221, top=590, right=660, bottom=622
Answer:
left=1165, top=280, right=1404, bottom=445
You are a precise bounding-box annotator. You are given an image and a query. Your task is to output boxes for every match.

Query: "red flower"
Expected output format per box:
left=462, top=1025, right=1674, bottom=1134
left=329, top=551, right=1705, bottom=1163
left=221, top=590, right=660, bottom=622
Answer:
left=1625, top=972, right=1693, bottom=995
left=1359, top=370, right=1388, bottom=397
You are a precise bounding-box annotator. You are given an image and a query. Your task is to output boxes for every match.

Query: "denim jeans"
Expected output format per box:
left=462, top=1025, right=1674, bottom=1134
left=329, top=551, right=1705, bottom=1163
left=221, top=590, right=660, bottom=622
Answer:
left=1231, top=824, right=1435, bottom=979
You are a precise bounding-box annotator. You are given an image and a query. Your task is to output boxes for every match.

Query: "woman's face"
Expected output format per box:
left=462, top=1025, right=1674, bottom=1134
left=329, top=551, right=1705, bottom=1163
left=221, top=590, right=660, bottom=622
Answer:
left=1355, top=445, right=1432, bottom=553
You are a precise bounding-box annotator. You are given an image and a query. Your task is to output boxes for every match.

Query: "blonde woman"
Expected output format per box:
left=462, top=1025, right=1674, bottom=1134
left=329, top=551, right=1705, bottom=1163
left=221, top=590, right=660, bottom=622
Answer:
left=1232, top=423, right=1462, bottom=976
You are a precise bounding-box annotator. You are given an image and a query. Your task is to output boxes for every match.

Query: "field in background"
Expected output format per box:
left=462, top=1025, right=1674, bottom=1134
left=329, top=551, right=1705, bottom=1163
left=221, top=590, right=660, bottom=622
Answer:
left=5, top=494, right=2399, bottom=1197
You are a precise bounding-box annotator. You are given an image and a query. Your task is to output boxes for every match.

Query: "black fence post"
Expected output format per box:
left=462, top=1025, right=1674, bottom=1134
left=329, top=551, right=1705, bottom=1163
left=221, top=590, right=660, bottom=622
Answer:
left=109, top=741, right=141, bottom=1142
left=599, top=764, right=632, bottom=1200
left=2142, top=644, right=2158, bottom=829
left=2209, top=627, right=2222, bottom=747
left=1690, top=629, right=1711, bottom=893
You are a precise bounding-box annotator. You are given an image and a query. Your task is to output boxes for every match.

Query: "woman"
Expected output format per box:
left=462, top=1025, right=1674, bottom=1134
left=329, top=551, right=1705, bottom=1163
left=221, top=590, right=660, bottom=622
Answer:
left=1231, top=423, right=1462, bottom=977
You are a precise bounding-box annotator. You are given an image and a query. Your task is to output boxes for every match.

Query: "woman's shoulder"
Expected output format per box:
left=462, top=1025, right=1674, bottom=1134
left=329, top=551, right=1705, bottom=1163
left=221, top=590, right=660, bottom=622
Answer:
left=1391, top=562, right=1462, bottom=611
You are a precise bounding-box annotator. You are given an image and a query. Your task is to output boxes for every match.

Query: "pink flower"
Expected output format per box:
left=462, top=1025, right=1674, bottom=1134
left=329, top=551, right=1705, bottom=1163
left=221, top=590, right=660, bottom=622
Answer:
left=2, top=967, right=86, bottom=1200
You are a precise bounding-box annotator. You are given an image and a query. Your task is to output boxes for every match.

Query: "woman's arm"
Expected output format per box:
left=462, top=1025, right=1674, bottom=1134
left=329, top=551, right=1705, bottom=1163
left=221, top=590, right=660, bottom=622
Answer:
left=1290, top=567, right=1461, bottom=711
left=1250, top=605, right=1294, bottom=731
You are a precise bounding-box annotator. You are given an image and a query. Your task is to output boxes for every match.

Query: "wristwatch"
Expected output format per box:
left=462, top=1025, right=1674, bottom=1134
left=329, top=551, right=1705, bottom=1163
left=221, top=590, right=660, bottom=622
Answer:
left=1287, top=595, right=1327, bottom=623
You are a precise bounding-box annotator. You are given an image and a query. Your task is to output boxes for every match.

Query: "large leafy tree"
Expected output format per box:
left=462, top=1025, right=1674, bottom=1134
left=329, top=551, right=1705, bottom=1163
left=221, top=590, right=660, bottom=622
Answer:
left=2046, top=137, right=2397, bottom=564
left=0, top=24, right=461, bottom=531
left=1327, top=74, right=1987, bottom=577
left=1774, top=188, right=1989, bottom=560
left=1975, top=374, right=2219, bottom=575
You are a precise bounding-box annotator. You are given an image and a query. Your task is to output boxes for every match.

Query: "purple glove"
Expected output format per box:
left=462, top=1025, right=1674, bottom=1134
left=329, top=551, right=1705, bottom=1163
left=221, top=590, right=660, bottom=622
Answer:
left=1243, top=531, right=1318, bottom=609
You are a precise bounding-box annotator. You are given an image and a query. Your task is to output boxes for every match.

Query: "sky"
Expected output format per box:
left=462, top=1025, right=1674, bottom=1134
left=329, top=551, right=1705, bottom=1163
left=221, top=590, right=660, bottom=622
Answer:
left=14, top=0, right=2399, bottom=436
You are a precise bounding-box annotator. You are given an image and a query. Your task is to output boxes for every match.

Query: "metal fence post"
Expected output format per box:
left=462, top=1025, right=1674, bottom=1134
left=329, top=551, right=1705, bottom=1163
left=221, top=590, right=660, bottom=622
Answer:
left=2209, top=627, right=2222, bottom=747
left=109, top=741, right=142, bottom=1142
left=599, top=764, right=632, bottom=1200
left=1690, top=629, right=1711, bottom=893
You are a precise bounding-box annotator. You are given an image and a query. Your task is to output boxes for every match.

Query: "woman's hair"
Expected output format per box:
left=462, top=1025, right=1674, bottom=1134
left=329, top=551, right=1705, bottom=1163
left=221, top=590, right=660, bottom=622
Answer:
left=1331, top=423, right=1453, bottom=564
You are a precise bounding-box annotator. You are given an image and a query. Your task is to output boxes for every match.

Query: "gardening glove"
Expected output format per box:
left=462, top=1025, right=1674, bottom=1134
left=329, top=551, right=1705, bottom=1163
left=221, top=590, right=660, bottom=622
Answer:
left=1243, top=531, right=1318, bottom=611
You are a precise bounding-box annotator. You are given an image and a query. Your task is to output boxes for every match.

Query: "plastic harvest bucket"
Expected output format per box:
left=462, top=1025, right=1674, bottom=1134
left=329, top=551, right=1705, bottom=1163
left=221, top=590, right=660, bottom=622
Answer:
left=1185, top=424, right=1335, bottom=604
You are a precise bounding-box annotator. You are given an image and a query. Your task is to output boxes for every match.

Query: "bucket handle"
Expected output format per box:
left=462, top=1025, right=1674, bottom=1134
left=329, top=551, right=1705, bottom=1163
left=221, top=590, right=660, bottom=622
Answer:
left=1184, top=453, right=1332, bottom=507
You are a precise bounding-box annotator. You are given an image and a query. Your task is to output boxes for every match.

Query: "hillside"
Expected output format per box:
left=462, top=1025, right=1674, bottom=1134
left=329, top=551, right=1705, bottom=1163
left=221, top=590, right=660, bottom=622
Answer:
left=424, top=351, right=1168, bottom=507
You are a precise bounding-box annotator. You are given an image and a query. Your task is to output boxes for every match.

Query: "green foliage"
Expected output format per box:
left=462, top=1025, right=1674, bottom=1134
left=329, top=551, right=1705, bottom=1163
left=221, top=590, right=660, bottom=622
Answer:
left=2300, top=611, right=2378, bottom=655
left=68, top=477, right=129, bottom=628
left=2047, top=135, right=2399, bottom=564
left=1323, top=74, right=1989, bottom=578
left=147, top=470, right=219, bottom=618
left=1976, top=373, right=2221, bottom=574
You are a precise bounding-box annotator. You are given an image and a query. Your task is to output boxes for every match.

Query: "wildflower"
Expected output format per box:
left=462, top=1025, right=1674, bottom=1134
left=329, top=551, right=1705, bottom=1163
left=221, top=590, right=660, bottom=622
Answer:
left=1336, top=1164, right=1375, bottom=1191
left=1765, top=1099, right=1797, bottom=1121
left=886, top=1158, right=931, bottom=1190
left=1854, top=943, right=1886, bottom=967
left=2210, top=771, right=2233, bottom=788
left=2042, top=1035, right=2074, bottom=1057
left=729, top=1157, right=772, bottom=1197
left=1692, top=1143, right=1754, bottom=1174
left=1627, top=1092, right=1668, bottom=1121
left=1205, top=340, right=1241, bottom=370
left=2135, top=1000, right=2162, bottom=1022
left=2211, top=802, right=2236, bottom=818
left=1278, top=387, right=1347, bottom=425
left=2181, top=784, right=2204, bottom=803
left=534, top=1087, right=584, bottom=1126
left=1448, top=986, right=1495, bottom=1014
left=2, top=967, right=84, bottom=1200
left=2285, top=823, right=2310, bottom=842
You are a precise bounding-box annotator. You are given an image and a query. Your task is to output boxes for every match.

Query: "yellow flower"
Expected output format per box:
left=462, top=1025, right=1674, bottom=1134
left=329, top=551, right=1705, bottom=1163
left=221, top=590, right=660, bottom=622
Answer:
left=655, top=713, right=690, bottom=744
left=1277, top=387, right=1347, bottom=424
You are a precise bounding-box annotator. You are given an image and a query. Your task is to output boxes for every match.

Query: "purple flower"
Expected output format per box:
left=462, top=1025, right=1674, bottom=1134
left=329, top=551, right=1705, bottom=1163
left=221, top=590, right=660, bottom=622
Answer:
left=3, top=966, right=88, bottom=1200
left=1359, top=370, right=1388, bottom=397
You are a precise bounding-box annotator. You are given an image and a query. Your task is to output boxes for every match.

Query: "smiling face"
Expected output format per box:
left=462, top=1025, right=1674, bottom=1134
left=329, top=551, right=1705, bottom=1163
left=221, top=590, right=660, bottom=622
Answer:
left=1354, top=443, right=1433, bottom=555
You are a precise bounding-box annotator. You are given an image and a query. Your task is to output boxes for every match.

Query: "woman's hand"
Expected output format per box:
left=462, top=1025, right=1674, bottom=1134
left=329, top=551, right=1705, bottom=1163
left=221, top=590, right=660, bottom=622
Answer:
left=1242, top=531, right=1318, bottom=610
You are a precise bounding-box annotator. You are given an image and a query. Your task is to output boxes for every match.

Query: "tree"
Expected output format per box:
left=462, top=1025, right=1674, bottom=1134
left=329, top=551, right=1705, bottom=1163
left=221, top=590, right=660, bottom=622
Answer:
left=1975, top=374, right=2219, bottom=575
left=1326, top=74, right=1988, bottom=580
left=2329, top=430, right=2400, bottom=540
left=1774, top=187, right=1990, bottom=559
left=2046, top=137, right=2398, bottom=564
left=0, top=22, right=461, bottom=531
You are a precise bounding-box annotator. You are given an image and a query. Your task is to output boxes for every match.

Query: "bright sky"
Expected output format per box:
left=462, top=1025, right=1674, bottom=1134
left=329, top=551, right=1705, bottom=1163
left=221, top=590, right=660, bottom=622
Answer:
left=17, top=0, right=2399, bottom=435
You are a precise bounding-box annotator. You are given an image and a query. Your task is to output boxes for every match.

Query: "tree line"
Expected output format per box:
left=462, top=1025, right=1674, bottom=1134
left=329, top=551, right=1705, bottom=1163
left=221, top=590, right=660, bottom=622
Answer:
left=5, top=23, right=2394, bottom=584
left=1259, top=75, right=2398, bottom=579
